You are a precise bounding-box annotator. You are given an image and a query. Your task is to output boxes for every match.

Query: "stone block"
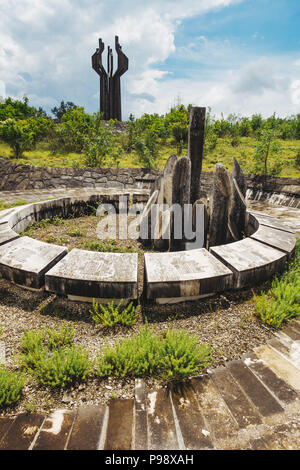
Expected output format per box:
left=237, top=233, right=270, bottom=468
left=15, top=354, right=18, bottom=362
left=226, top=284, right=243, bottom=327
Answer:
left=210, top=238, right=287, bottom=288
left=45, top=248, right=138, bottom=301
left=0, top=237, right=68, bottom=290
left=250, top=224, right=296, bottom=257
left=144, top=248, right=233, bottom=302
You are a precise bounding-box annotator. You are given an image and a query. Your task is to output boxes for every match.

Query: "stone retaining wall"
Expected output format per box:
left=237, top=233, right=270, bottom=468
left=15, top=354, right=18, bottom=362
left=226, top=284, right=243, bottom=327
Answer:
left=0, top=158, right=299, bottom=203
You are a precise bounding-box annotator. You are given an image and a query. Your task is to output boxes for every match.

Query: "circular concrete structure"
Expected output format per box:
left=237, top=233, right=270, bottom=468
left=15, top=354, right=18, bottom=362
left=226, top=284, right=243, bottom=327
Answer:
left=0, top=193, right=297, bottom=303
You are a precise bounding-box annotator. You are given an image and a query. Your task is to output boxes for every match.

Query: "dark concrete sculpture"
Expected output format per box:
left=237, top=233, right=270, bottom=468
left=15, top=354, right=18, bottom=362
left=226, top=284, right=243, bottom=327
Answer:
left=170, top=156, right=191, bottom=252
left=92, top=36, right=128, bottom=121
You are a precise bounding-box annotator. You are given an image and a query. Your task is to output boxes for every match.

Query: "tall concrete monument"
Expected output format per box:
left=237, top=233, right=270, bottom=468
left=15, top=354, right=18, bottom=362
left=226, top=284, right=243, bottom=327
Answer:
left=92, top=36, right=128, bottom=121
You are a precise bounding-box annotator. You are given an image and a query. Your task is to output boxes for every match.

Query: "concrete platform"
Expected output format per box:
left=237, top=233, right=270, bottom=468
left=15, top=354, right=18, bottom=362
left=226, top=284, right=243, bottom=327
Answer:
left=45, top=248, right=138, bottom=301
left=144, top=248, right=233, bottom=302
left=210, top=238, right=288, bottom=289
left=250, top=224, right=296, bottom=257
left=0, top=236, right=68, bottom=289
left=249, top=210, right=295, bottom=233
left=0, top=223, right=19, bottom=246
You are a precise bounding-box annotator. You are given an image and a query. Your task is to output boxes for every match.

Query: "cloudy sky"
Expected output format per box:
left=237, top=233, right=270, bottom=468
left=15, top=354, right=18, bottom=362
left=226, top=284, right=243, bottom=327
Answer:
left=0, top=0, right=299, bottom=119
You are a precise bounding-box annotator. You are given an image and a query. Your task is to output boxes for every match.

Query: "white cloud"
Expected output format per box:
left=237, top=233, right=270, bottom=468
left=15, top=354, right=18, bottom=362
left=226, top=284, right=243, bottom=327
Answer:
left=0, top=0, right=298, bottom=119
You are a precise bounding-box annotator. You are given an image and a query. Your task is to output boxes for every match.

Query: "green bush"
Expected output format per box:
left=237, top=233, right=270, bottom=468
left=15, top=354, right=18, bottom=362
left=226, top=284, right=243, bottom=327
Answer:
left=19, top=326, right=90, bottom=388
left=96, top=326, right=211, bottom=382
left=0, top=367, right=26, bottom=408
left=96, top=326, right=163, bottom=378
left=255, top=240, right=300, bottom=328
left=160, top=330, right=212, bottom=382
left=90, top=300, right=139, bottom=327
left=30, top=346, right=91, bottom=388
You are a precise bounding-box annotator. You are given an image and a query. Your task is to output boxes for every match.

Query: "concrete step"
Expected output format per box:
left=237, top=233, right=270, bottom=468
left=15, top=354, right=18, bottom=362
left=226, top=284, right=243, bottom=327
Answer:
left=208, top=367, right=262, bottom=428
left=67, top=405, right=107, bottom=450
left=32, top=409, right=76, bottom=450
left=147, top=388, right=179, bottom=450
left=225, top=360, right=284, bottom=417
left=104, top=398, right=134, bottom=450
left=0, top=413, right=44, bottom=450
left=243, top=352, right=299, bottom=406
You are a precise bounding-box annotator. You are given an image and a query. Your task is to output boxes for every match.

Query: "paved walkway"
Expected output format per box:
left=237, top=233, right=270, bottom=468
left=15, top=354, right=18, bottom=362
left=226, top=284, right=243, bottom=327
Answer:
left=0, top=319, right=300, bottom=450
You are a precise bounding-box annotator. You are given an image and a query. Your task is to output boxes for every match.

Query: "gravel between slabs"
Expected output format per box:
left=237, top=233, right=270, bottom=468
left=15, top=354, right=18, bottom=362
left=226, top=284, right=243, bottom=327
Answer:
left=0, top=276, right=275, bottom=417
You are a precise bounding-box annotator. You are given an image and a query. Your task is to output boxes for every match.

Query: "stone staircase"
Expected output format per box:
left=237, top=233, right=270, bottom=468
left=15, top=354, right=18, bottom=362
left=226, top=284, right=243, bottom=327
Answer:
left=1, top=319, right=300, bottom=450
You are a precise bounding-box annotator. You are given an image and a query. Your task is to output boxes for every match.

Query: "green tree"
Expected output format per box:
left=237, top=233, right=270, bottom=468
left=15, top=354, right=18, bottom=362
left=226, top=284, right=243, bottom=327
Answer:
left=251, top=129, right=283, bottom=176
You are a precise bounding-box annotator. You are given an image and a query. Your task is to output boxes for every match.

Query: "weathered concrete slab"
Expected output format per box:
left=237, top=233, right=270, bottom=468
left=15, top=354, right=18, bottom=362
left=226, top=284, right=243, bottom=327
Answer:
left=147, top=388, right=178, bottom=450
left=144, top=248, right=233, bottom=301
left=226, top=360, right=283, bottom=417
left=0, top=413, right=44, bottom=450
left=244, top=352, right=299, bottom=406
left=170, top=382, right=214, bottom=450
left=104, top=399, right=134, bottom=450
left=249, top=211, right=295, bottom=233
left=191, top=377, right=239, bottom=442
left=251, top=224, right=296, bottom=256
left=210, top=238, right=287, bottom=289
left=0, top=417, right=15, bottom=445
left=134, top=379, right=148, bottom=450
left=209, top=367, right=262, bottom=428
left=255, top=345, right=300, bottom=393
left=0, top=236, right=68, bottom=289
left=67, top=405, right=107, bottom=450
left=33, top=410, right=76, bottom=450
left=0, top=223, right=19, bottom=246
left=45, top=249, right=138, bottom=301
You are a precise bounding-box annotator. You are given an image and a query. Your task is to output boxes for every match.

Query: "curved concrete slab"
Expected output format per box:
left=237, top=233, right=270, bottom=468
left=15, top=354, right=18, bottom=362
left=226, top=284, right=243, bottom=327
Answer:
left=45, top=248, right=138, bottom=301
left=0, top=236, right=68, bottom=290
left=210, top=238, right=288, bottom=289
left=144, top=248, right=233, bottom=302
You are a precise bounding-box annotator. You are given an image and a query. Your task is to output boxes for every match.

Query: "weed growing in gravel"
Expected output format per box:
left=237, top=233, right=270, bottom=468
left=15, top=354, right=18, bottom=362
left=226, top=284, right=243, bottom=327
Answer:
left=0, top=367, right=26, bottom=408
left=19, top=325, right=90, bottom=388
left=90, top=300, right=139, bottom=327
left=96, top=326, right=211, bottom=382
left=255, top=239, right=300, bottom=328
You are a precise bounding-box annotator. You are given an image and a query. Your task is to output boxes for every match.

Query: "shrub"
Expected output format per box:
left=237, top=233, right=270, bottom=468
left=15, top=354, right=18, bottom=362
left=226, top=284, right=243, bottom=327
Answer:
left=0, top=367, right=26, bottom=408
left=31, top=346, right=91, bottom=388
left=0, top=116, right=53, bottom=158
left=19, top=326, right=90, bottom=388
left=96, top=326, right=163, bottom=378
left=159, top=330, right=212, bottom=382
left=96, top=326, right=211, bottom=382
left=90, top=300, right=139, bottom=327
left=255, top=240, right=300, bottom=328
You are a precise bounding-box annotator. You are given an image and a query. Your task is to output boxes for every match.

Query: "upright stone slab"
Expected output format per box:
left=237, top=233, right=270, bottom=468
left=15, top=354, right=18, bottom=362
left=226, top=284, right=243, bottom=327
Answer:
left=208, top=164, right=232, bottom=247
left=170, top=156, right=191, bottom=251
left=163, top=154, right=178, bottom=207
left=138, top=189, right=158, bottom=246
left=228, top=158, right=246, bottom=241
left=0, top=237, right=68, bottom=290
left=45, top=249, right=138, bottom=301
left=188, top=107, right=206, bottom=205
left=153, top=154, right=177, bottom=250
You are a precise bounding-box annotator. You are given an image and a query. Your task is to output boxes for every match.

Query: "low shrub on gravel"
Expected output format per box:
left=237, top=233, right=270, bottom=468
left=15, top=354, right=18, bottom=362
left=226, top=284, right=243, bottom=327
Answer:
left=255, top=239, right=300, bottom=328
left=19, top=325, right=90, bottom=388
left=96, top=326, right=211, bottom=382
left=90, top=300, right=139, bottom=327
left=0, top=367, right=26, bottom=408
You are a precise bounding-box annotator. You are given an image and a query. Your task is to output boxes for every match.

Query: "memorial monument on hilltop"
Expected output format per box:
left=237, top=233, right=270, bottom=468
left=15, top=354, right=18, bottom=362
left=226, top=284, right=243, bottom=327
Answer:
left=92, top=36, right=128, bottom=121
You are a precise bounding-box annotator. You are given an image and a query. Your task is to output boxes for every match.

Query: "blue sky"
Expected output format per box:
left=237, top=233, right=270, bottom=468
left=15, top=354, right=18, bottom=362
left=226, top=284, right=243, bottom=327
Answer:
left=0, top=0, right=299, bottom=119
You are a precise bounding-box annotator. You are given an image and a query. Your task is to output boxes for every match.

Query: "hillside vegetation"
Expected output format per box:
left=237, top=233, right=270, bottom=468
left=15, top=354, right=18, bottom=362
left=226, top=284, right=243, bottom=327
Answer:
left=0, top=97, right=299, bottom=177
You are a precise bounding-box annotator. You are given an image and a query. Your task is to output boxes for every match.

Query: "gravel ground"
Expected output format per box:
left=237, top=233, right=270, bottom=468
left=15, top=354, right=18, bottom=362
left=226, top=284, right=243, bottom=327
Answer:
left=0, top=274, right=275, bottom=417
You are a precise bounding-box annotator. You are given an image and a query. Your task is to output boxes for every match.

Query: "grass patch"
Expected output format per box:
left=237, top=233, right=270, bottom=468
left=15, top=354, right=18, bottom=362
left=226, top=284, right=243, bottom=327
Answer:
left=254, top=239, right=300, bottom=328
left=0, top=367, right=26, bottom=408
left=18, top=325, right=90, bottom=388
left=0, top=199, right=29, bottom=211
left=90, top=300, right=139, bottom=327
left=96, top=326, right=211, bottom=382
